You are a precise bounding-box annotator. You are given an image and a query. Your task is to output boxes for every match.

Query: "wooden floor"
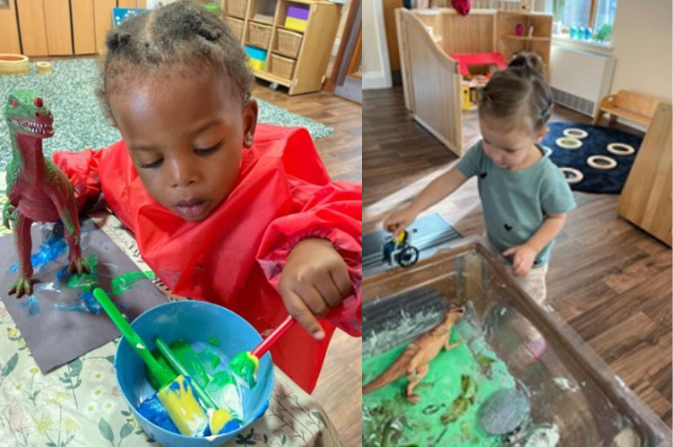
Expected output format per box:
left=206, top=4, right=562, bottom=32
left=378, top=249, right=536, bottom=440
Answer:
left=363, top=86, right=672, bottom=428
left=253, top=81, right=363, bottom=447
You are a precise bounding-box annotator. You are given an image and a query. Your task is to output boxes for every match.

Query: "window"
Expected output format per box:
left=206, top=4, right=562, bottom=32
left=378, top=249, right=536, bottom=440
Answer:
left=552, top=0, right=617, bottom=44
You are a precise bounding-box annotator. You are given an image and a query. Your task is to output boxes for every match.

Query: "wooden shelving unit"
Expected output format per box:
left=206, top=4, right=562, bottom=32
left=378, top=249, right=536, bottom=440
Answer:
left=497, top=11, right=553, bottom=69
left=222, top=0, right=339, bottom=95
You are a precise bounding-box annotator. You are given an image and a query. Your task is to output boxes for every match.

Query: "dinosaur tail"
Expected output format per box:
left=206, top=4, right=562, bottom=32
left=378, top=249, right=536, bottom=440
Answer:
left=362, top=348, right=415, bottom=395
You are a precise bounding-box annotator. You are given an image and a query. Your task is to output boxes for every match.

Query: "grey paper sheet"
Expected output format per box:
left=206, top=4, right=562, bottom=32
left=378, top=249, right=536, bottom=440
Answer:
left=0, top=218, right=168, bottom=373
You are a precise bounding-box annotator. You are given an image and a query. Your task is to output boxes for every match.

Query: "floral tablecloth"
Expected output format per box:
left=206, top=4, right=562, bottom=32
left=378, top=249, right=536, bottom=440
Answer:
left=0, top=174, right=340, bottom=447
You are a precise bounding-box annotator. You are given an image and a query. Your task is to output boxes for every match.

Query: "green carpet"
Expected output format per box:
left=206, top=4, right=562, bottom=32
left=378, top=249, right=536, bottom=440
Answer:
left=0, top=59, right=334, bottom=172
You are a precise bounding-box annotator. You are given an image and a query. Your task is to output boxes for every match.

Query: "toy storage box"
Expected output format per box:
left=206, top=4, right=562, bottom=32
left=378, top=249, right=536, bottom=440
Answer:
left=364, top=238, right=671, bottom=446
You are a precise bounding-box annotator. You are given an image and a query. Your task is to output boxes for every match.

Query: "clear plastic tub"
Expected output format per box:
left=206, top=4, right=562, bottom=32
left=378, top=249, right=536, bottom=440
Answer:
left=363, top=237, right=671, bottom=446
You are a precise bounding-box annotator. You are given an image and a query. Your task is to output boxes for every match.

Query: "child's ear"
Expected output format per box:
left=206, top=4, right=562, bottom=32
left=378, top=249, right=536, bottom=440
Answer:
left=243, top=99, right=258, bottom=148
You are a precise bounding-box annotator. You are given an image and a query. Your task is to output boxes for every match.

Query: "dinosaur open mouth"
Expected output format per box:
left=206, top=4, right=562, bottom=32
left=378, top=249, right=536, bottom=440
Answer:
left=9, top=118, right=54, bottom=136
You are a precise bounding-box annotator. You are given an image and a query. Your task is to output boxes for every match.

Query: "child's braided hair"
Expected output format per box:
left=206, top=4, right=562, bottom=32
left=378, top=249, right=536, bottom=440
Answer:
left=97, top=0, right=253, bottom=124
left=479, top=52, right=554, bottom=134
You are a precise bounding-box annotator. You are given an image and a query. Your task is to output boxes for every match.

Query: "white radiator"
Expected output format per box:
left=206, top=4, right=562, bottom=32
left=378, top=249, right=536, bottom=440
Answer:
left=549, top=45, right=616, bottom=117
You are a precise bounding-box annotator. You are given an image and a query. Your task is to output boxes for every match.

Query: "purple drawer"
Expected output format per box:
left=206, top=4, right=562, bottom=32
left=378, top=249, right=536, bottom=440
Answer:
left=287, top=4, right=310, bottom=20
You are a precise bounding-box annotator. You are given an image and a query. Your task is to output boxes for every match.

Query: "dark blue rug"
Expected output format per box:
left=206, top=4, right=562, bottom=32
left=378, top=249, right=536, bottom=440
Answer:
left=541, top=122, right=644, bottom=194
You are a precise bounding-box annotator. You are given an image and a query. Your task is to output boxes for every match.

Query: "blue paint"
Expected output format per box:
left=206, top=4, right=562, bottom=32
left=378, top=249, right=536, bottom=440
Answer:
left=7, top=225, right=89, bottom=273
left=8, top=232, right=67, bottom=273
left=79, top=291, right=102, bottom=314
left=52, top=303, right=89, bottom=313
left=52, top=292, right=103, bottom=314
left=137, top=392, right=179, bottom=433
left=220, top=419, right=240, bottom=434
left=55, top=266, right=70, bottom=281
left=18, top=296, right=41, bottom=317
left=169, top=381, right=181, bottom=392
left=35, top=280, right=62, bottom=293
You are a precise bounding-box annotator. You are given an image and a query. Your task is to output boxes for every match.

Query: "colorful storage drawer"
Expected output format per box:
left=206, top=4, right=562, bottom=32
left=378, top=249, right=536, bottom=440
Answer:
left=287, top=4, right=310, bottom=20
left=245, top=45, right=267, bottom=71
left=249, top=58, right=265, bottom=71
left=284, top=4, right=309, bottom=32
left=284, top=17, right=308, bottom=32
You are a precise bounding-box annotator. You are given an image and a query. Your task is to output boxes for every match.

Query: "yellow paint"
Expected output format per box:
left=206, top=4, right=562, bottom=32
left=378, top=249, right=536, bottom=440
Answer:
left=209, top=407, right=234, bottom=434
left=157, top=375, right=209, bottom=436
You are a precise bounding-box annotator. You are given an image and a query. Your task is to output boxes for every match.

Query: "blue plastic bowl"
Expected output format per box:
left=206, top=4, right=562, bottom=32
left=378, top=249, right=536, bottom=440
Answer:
left=114, top=301, right=273, bottom=447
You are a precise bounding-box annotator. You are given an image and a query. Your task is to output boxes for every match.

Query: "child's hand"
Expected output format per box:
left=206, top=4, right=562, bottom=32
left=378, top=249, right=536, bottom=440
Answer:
left=502, top=243, right=538, bottom=277
left=279, top=239, right=352, bottom=340
left=383, top=206, right=418, bottom=238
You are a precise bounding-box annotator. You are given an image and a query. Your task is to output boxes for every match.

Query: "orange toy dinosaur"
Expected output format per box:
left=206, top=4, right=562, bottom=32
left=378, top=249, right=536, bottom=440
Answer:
left=363, top=305, right=465, bottom=403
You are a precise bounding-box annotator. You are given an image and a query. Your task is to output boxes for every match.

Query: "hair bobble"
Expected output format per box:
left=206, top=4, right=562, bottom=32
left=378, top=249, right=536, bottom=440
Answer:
left=540, top=102, right=554, bottom=118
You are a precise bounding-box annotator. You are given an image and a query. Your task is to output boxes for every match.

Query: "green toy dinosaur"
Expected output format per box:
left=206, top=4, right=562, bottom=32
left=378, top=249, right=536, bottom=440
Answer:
left=3, top=90, right=88, bottom=297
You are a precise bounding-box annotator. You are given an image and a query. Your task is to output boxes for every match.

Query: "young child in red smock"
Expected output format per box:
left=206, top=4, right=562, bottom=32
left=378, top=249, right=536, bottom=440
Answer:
left=53, top=0, right=362, bottom=393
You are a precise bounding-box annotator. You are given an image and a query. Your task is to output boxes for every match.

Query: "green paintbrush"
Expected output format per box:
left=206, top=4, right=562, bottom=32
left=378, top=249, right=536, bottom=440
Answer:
left=92, top=288, right=209, bottom=436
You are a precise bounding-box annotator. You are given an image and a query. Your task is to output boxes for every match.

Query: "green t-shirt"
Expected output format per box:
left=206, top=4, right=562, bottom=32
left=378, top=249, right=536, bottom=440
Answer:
left=456, top=141, right=576, bottom=266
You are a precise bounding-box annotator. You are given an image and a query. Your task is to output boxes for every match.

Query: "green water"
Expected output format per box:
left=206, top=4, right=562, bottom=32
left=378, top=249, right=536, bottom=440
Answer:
left=363, top=321, right=518, bottom=446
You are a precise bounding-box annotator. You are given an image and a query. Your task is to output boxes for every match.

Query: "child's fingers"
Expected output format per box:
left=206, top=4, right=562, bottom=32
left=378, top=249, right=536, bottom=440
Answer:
left=502, top=247, right=516, bottom=257
left=330, top=264, right=353, bottom=299
left=314, top=275, right=344, bottom=308
left=385, top=220, right=400, bottom=233
left=293, top=281, right=329, bottom=317
left=283, top=289, right=326, bottom=340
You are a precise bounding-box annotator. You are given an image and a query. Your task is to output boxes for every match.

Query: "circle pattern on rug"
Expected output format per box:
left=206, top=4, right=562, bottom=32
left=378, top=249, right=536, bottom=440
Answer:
left=560, top=167, right=584, bottom=184
left=563, top=128, right=588, bottom=139
left=542, top=122, right=643, bottom=193
left=607, top=142, right=635, bottom=155
left=588, top=155, right=617, bottom=170
left=555, top=137, right=582, bottom=149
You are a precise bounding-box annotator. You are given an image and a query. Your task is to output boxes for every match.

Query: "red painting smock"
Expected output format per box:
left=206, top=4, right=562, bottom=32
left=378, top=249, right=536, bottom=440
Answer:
left=53, top=124, right=363, bottom=392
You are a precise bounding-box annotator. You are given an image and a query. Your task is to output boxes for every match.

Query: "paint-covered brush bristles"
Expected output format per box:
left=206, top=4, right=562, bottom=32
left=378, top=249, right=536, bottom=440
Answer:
left=228, top=352, right=259, bottom=388
left=229, top=316, right=296, bottom=388
left=92, top=288, right=209, bottom=437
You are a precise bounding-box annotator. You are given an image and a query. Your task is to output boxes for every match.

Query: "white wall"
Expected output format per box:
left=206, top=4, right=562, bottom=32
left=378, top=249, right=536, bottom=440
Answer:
left=362, top=0, right=392, bottom=89
left=610, top=0, right=672, bottom=102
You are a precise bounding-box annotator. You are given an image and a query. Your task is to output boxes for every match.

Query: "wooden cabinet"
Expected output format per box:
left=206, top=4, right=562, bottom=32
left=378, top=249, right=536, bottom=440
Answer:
left=93, top=0, right=118, bottom=54
left=43, top=0, right=74, bottom=55
left=0, top=0, right=22, bottom=54
left=618, top=103, right=672, bottom=246
left=15, top=0, right=73, bottom=56
left=224, top=0, right=340, bottom=95
left=5, top=0, right=147, bottom=56
left=71, top=0, right=96, bottom=54
left=16, top=0, right=49, bottom=56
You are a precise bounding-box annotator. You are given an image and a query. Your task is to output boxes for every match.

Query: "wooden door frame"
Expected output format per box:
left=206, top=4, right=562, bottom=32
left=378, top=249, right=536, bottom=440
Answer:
left=324, top=0, right=361, bottom=92
left=345, top=26, right=362, bottom=79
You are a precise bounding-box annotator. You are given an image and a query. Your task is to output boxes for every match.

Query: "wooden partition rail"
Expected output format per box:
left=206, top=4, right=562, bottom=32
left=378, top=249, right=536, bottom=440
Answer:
left=396, top=8, right=462, bottom=156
